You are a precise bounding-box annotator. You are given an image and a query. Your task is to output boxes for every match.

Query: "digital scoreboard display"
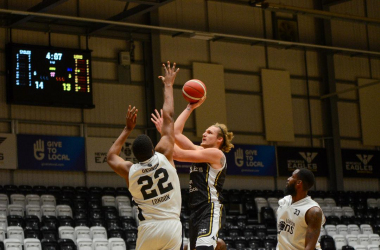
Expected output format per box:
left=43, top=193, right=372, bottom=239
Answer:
left=6, top=43, right=94, bottom=108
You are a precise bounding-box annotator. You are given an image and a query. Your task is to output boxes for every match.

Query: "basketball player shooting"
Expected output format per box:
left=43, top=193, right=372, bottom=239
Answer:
left=151, top=94, right=234, bottom=250
left=276, top=168, right=326, bottom=250
left=107, top=61, right=182, bottom=250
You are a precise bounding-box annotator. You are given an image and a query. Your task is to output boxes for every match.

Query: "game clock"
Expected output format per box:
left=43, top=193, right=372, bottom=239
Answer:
left=6, top=43, right=95, bottom=109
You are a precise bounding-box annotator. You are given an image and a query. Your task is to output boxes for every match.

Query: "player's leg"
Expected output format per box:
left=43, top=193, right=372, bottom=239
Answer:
left=195, top=203, right=223, bottom=250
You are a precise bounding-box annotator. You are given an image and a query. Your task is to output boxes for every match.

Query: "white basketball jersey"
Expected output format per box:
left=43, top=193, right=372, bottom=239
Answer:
left=128, top=152, right=181, bottom=222
left=276, top=195, right=326, bottom=250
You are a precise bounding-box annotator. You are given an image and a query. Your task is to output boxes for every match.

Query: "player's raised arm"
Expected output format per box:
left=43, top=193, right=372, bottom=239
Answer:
left=107, top=105, right=137, bottom=187
left=174, top=96, right=206, bottom=150
left=305, top=207, right=323, bottom=250
left=154, top=61, right=179, bottom=165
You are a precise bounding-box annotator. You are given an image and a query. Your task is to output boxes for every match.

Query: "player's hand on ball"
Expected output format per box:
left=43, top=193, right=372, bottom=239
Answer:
left=151, top=109, right=163, bottom=134
left=158, top=61, right=179, bottom=86
left=187, top=95, right=206, bottom=110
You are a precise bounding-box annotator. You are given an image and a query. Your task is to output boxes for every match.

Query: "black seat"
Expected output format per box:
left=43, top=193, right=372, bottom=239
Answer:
left=25, top=215, right=40, bottom=230
left=33, top=186, right=47, bottom=196
left=222, top=236, right=235, bottom=249
left=41, top=216, right=58, bottom=230
left=7, top=215, right=25, bottom=228
left=0, top=241, right=4, bottom=250
left=58, top=216, right=74, bottom=227
left=106, top=219, right=120, bottom=231
left=320, top=235, right=336, bottom=250
left=108, top=228, right=125, bottom=240
left=89, top=199, right=102, bottom=210
left=46, top=186, right=61, bottom=198
left=103, top=187, right=116, bottom=196
left=89, top=218, right=105, bottom=227
left=116, top=187, right=131, bottom=197
left=74, top=219, right=89, bottom=227
left=19, top=185, right=33, bottom=195
left=126, top=241, right=136, bottom=250
left=75, top=186, right=88, bottom=194
left=41, top=226, right=59, bottom=241
left=248, top=236, right=262, bottom=249
left=58, top=239, right=76, bottom=250
left=24, top=229, right=41, bottom=239
left=260, top=207, right=275, bottom=223
left=72, top=199, right=87, bottom=210
left=340, top=216, right=351, bottom=225
left=90, top=208, right=104, bottom=219
left=326, top=216, right=340, bottom=226
left=224, top=215, right=236, bottom=229
left=237, top=215, right=247, bottom=229
left=234, top=236, right=247, bottom=249
left=218, top=228, right=228, bottom=238
left=104, top=206, right=118, bottom=220
left=120, top=216, right=136, bottom=229
left=228, top=225, right=242, bottom=237
left=73, top=209, right=87, bottom=220
left=350, top=216, right=362, bottom=226
left=243, top=225, right=256, bottom=238
left=125, top=229, right=138, bottom=242
left=41, top=239, right=59, bottom=250
left=263, top=237, right=276, bottom=250
left=4, top=185, right=18, bottom=196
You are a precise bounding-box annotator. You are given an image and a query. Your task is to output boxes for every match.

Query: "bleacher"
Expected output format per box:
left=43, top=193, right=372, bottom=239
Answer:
left=0, top=185, right=380, bottom=250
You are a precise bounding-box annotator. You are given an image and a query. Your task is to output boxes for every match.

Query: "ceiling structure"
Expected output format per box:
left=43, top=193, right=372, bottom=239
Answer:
left=1, top=0, right=380, bottom=57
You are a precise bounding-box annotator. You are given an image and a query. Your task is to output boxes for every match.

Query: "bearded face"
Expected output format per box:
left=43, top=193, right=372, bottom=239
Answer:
left=284, top=180, right=297, bottom=196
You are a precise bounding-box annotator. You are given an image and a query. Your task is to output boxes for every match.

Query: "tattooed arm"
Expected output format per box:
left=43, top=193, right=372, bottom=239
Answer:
left=304, top=206, right=323, bottom=250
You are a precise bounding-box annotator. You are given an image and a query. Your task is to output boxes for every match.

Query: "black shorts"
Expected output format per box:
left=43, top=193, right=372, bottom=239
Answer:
left=189, top=202, right=225, bottom=250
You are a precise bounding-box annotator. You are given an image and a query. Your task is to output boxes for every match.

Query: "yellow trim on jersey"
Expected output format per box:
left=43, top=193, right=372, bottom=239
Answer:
left=217, top=204, right=223, bottom=237
left=214, top=169, right=222, bottom=198
left=198, top=202, right=214, bottom=238
left=206, top=164, right=211, bottom=203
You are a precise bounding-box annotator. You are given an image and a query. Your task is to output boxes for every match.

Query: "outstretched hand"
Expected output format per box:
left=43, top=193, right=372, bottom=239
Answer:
left=126, top=105, right=138, bottom=131
left=158, top=61, right=180, bottom=86
left=151, top=109, right=163, bottom=134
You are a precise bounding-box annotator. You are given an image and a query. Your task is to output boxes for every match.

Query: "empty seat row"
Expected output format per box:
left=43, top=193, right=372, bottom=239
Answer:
left=324, top=224, right=374, bottom=236
left=1, top=237, right=130, bottom=250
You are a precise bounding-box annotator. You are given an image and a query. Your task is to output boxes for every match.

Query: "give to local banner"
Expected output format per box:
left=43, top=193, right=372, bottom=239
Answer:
left=86, top=137, right=137, bottom=172
left=0, top=133, right=17, bottom=169
left=17, top=134, right=85, bottom=171
left=227, top=144, right=276, bottom=176
left=277, top=147, right=328, bottom=177
left=342, top=149, right=380, bottom=178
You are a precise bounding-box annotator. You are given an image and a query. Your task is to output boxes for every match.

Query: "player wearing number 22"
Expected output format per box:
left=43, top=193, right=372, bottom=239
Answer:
left=107, top=62, right=182, bottom=250
left=276, top=168, right=326, bottom=250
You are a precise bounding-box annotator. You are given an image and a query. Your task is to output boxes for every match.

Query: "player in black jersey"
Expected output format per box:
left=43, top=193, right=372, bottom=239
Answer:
left=151, top=97, right=234, bottom=250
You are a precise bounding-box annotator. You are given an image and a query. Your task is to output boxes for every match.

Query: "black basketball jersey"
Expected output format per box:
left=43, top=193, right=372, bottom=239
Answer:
left=188, top=156, right=227, bottom=209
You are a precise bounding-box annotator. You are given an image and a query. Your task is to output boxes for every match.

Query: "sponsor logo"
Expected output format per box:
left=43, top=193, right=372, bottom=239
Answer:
left=233, top=148, right=263, bottom=168
left=287, top=152, right=318, bottom=171
left=278, top=219, right=295, bottom=234
left=34, top=139, right=45, bottom=160
left=345, top=154, right=374, bottom=173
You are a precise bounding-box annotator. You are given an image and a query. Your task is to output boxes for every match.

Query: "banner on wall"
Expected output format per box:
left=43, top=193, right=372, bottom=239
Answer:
left=86, top=137, right=137, bottom=172
left=342, top=149, right=380, bottom=178
left=226, top=144, right=276, bottom=176
left=277, top=147, right=328, bottom=177
left=17, top=134, right=85, bottom=171
left=0, top=133, right=17, bottom=169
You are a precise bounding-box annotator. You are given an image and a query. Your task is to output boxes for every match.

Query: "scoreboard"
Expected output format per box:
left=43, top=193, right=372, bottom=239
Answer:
left=6, top=43, right=94, bottom=108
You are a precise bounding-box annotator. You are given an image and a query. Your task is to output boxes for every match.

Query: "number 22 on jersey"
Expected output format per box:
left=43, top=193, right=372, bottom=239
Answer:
left=137, top=168, right=173, bottom=200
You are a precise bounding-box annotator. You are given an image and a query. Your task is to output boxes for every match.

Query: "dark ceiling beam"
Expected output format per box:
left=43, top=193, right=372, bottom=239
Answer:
left=323, top=0, right=352, bottom=6
left=89, top=0, right=174, bottom=34
left=10, top=0, right=69, bottom=26
left=114, top=0, right=160, bottom=5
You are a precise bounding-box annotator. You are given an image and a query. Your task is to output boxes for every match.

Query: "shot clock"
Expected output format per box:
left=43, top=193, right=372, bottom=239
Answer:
left=6, top=43, right=94, bottom=108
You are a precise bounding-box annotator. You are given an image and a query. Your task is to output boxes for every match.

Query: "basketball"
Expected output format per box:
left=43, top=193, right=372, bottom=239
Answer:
left=182, top=79, right=207, bottom=103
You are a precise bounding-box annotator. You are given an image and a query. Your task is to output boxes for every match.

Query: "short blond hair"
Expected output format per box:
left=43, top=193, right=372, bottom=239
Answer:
left=214, top=123, right=234, bottom=153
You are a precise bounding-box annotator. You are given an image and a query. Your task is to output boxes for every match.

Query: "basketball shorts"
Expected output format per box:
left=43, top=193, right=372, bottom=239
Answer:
left=189, top=202, right=225, bottom=250
left=136, top=219, right=182, bottom=250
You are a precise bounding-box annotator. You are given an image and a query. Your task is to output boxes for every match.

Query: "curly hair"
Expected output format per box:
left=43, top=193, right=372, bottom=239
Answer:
left=214, top=123, right=234, bottom=153
left=132, top=134, right=154, bottom=162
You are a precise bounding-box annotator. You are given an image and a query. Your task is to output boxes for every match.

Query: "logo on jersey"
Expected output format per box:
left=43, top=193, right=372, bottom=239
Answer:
left=278, top=219, right=294, bottom=234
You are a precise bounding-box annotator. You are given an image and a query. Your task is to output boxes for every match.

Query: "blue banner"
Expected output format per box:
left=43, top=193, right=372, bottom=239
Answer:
left=17, top=134, right=85, bottom=171
left=226, top=144, right=276, bottom=176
